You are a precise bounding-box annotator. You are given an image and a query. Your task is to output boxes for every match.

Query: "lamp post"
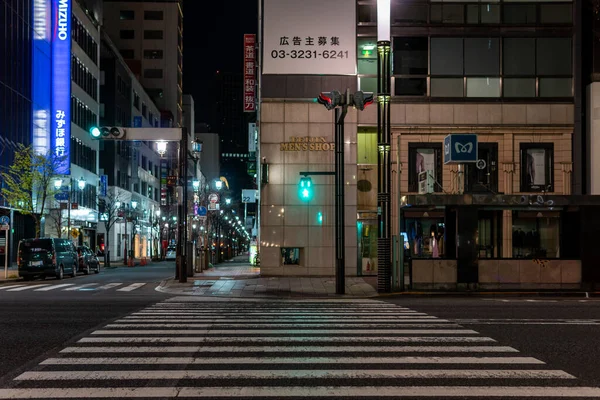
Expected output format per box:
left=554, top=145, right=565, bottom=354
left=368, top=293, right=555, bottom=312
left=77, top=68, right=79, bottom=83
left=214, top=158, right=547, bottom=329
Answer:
left=131, top=200, right=138, bottom=260
left=377, top=0, right=392, bottom=293
left=154, top=209, right=161, bottom=260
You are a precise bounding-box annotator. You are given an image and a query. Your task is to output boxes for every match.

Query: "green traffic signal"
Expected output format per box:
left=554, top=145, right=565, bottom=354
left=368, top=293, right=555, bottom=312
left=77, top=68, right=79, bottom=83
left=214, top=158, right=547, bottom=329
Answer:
left=90, top=126, right=101, bottom=138
left=298, top=177, right=314, bottom=201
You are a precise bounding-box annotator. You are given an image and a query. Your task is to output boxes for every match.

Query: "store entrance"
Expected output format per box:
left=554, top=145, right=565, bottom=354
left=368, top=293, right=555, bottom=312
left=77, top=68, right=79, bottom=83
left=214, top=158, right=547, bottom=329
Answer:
left=357, top=212, right=378, bottom=276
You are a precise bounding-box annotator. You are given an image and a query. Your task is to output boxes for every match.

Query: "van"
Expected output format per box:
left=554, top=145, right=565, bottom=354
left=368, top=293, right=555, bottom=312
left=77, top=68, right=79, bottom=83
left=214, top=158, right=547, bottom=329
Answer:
left=18, top=238, right=78, bottom=280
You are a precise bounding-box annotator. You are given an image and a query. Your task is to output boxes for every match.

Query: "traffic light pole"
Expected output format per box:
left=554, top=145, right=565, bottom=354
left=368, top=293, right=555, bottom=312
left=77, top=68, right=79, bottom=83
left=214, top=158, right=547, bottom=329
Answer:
left=334, top=104, right=348, bottom=295
left=177, top=128, right=189, bottom=283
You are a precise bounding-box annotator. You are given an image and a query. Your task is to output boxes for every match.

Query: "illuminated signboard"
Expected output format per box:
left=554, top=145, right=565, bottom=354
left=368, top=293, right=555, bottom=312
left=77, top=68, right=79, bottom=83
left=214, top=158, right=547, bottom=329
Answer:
left=32, top=0, right=51, bottom=155
left=51, top=0, right=72, bottom=174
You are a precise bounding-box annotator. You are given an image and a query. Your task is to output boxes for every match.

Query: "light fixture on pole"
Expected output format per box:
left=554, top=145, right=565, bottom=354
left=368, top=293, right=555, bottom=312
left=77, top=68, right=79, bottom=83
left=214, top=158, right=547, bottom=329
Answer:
left=78, top=177, right=86, bottom=190
left=156, top=141, right=167, bottom=156
left=192, top=180, right=200, bottom=191
left=215, top=180, right=223, bottom=190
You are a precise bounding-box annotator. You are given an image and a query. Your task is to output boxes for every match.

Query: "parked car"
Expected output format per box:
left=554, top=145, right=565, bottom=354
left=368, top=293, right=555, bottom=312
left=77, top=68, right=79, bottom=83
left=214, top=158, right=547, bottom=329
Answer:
left=165, top=246, right=176, bottom=260
left=76, top=245, right=100, bottom=274
left=17, top=238, right=78, bottom=280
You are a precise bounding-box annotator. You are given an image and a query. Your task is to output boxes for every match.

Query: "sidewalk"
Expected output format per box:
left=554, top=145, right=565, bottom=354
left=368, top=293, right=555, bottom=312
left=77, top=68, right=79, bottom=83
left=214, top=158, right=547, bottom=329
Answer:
left=158, top=255, right=379, bottom=298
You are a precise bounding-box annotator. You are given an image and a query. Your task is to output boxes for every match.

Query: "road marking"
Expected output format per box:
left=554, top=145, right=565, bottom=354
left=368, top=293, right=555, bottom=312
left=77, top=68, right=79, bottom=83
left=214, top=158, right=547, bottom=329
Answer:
left=117, top=283, right=146, bottom=292
left=78, top=336, right=496, bottom=344
left=40, top=356, right=544, bottom=365
left=105, top=322, right=458, bottom=329
left=114, top=319, right=449, bottom=325
left=129, top=312, right=429, bottom=317
left=0, top=284, right=26, bottom=290
left=6, top=284, right=51, bottom=291
left=63, top=283, right=98, bottom=291
left=15, top=369, right=573, bottom=381
left=60, top=345, right=519, bottom=353
left=91, top=329, right=479, bottom=335
left=96, top=283, right=123, bottom=290
left=34, top=284, right=75, bottom=291
left=5, top=386, right=600, bottom=398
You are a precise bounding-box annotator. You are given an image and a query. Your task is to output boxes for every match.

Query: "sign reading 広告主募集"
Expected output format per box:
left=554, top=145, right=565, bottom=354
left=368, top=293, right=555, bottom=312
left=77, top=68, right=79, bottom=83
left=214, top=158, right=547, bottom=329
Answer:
left=263, top=0, right=356, bottom=75
left=51, top=0, right=72, bottom=175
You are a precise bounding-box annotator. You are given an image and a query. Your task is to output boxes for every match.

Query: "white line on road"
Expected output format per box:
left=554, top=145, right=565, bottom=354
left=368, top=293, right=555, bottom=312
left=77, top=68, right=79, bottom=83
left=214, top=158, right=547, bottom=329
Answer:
left=127, top=313, right=430, bottom=318
left=63, top=283, right=98, bottom=291
left=15, top=369, right=573, bottom=381
left=117, top=283, right=146, bottom=292
left=96, top=283, right=123, bottom=290
left=78, top=336, right=496, bottom=344
left=6, top=284, right=51, bottom=291
left=0, top=285, right=25, bottom=290
left=34, top=284, right=75, bottom=291
left=5, top=386, right=600, bottom=398
left=91, top=329, right=480, bottom=335
left=113, top=319, right=448, bottom=325
left=59, top=345, right=519, bottom=353
left=40, top=356, right=544, bottom=365
left=105, top=323, right=458, bottom=329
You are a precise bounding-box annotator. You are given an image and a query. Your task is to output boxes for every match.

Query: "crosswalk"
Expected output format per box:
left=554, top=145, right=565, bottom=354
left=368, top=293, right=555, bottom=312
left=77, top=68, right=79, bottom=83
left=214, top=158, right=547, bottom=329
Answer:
left=0, top=282, right=148, bottom=293
left=1, top=298, right=600, bottom=398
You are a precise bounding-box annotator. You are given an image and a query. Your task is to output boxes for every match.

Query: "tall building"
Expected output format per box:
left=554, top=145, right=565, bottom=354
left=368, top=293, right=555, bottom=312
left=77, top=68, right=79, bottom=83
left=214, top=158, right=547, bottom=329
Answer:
left=98, top=31, right=162, bottom=262
left=258, top=0, right=600, bottom=289
left=102, top=0, right=183, bottom=127
left=212, top=71, right=247, bottom=153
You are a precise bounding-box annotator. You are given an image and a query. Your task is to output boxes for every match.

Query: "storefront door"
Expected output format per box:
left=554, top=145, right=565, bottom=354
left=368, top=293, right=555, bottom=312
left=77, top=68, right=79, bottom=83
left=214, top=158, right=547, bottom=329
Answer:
left=357, top=212, right=378, bottom=276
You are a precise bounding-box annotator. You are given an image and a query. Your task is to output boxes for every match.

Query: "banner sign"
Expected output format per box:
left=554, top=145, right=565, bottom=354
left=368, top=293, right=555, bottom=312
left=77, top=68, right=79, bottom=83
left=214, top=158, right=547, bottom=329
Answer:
left=99, top=175, right=108, bottom=197
left=248, top=123, right=257, bottom=152
left=263, top=0, right=356, bottom=75
left=243, top=34, right=256, bottom=112
left=51, top=0, right=72, bottom=174
left=444, top=134, right=478, bottom=164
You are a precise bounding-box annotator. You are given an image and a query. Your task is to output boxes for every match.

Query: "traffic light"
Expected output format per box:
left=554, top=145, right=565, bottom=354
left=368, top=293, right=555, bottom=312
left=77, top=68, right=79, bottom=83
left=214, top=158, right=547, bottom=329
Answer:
left=89, top=126, right=126, bottom=140
left=317, top=90, right=343, bottom=110
left=298, top=177, right=314, bottom=201
left=353, top=91, right=375, bottom=110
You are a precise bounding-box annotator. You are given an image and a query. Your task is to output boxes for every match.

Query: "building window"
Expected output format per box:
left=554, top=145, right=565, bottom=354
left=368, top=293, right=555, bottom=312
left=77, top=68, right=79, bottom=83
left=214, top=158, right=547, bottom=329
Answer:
left=281, top=248, right=300, bottom=265
left=403, top=212, right=446, bottom=258
left=540, top=4, right=572, bottom=24
left=144, top=30, right=164, bottom=40
left=393, top=37, right=427, bottom=96
left=408, top=143, right=443, bottom=192
left=144, top=10, right=164, bottom=20
left=392, top=2, right=428, bottom=24
left=120, top=10, right=134, bottom=20
left=431, top=3, right=464, bottom=24
left=133, top=92, right=140, bottom=109
left=357, top=4, right=376, bottom=23
left=142, top=103, right=147, bottom=118
left=503, top=4, right=536, bottom=24
left=143, top=49, right=164, bottom=59
left=120, top=30, right=135, bottom=39
left=520, top=143, right=554, bottom=192
left=72, top=16, right=98, bottom=64
left=512, top=211, right=560, bottom=259
left=144, top=69, right=163, bottom=79
left=120, top=49, right=134, bottom=59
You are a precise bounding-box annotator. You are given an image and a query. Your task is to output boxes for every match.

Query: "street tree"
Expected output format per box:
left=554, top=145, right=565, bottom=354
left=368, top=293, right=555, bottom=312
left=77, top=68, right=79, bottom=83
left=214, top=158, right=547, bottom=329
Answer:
left=0, top=145, right=60, bottom=238
left=46, top=208, right=64, bottom=238
left=97, top=189, right=124, bottom=268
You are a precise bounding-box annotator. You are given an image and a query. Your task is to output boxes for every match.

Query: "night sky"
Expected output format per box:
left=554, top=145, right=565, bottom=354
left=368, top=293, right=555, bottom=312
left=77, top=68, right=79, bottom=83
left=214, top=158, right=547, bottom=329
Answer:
left=185, top=1, right=258, bottom=126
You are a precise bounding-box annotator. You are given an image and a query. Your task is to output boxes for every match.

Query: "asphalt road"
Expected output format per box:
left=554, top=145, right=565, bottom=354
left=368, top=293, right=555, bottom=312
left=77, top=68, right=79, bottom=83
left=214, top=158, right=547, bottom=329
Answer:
left=0, top=262, right=175, bottom=381
left=383, top=297, right=600, bottom=388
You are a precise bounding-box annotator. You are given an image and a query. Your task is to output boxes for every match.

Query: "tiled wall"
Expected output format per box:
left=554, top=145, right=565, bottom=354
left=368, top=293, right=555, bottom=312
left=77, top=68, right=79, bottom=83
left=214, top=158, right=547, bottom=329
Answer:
left=260, top=102, right=359, bottom=276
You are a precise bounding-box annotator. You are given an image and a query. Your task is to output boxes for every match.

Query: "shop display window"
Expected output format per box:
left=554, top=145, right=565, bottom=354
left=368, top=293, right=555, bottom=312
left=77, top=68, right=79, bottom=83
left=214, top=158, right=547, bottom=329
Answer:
left=512, top=212, right=560, bottom=258
left=405, top=216, right=445, bottom=258
left=520, top=143, right=554, bottom=192
left=408, top=144, right=443, bottom=192
left=281, top=248, right=300, bottom=265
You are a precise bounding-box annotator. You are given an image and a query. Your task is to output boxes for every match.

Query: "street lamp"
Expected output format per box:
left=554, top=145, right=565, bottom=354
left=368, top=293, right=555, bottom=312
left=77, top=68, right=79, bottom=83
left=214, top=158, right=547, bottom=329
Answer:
left=215, top=180, right=223, bottom=190
left=225, top=198, right=231, bottom=205
left=192, top=180, right=200, bottom=191
left=156, top=141, right=167, bottom=156
left=54, top=179, right=62, bottom=190
left=78, top=177, right=86, bottom=190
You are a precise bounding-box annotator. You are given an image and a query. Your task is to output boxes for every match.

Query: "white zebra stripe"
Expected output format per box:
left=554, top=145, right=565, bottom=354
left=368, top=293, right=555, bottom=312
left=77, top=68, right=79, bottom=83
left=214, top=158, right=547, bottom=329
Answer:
left=96, top=283, right=123, bottom=290
left=117, top=283, right=146, bottom=292
left=91, top=329, right=479, bottom=335
left=15, top=369, right=573, bottom=381
left=3, top=386, right=599, bottom=398
left=40, top=356, right=544, bottom=365
left=59, top=345, right=519, bottom=353
left=34, top=284, right=75, bottom=291
left=7, top=284, right=51, bottom=291
left=63, top=283, right=98, bottom=291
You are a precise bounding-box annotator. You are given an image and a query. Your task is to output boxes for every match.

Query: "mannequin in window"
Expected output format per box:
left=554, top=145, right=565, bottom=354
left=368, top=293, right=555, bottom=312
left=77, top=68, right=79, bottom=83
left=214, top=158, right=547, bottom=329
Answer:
left=526, top=152, right=535, bottom=186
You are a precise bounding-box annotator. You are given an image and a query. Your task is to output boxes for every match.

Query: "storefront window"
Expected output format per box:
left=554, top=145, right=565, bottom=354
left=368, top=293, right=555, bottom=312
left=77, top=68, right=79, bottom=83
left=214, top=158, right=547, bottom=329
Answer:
left=405, top=215, right=446, bottom=258
left=281, top=248, right=300, bottom=265
left=512, top=212, right=560, bottom=258
left=358, top=218, right=378, bottom=275
left=408, top=143, right=443, bottom=192
left=520, top=143, right=554, bottom=192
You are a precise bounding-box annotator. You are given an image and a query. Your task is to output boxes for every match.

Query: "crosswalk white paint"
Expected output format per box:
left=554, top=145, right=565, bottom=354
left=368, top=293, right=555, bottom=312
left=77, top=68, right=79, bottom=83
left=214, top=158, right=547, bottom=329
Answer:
left=2, top=299, right=598, bottom=399
left=6, top=284, right=51, bottom=291
left=117, top=283, right=146, bottom=291
left=0, top=282, right=147, bottom=293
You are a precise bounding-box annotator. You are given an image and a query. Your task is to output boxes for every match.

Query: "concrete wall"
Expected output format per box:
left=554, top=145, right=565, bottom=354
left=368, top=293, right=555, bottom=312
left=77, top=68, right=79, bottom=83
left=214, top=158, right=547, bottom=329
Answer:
left=588, top=83, right=600, bottom=194
left=260, top=102, right=358, bottom=276
left=478, top=259, right=582, bottom=289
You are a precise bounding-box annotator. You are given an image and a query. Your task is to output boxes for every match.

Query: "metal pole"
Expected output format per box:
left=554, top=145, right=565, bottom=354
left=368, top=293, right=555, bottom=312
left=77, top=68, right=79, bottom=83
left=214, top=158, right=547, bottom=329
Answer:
left=397, top=135, right=404, bottom=291
left=256, top=0, right=263, bottom=257
left=124, top=209, right=128, bottom=265
left=377, top=39, right=392, bottom=293
left=8, top=208, right=14, bottom=270
left=67, top=184, right=71, bottom=242
left=4, top=228, right=8, bottom=279
left=182, top=127, right=189, bottom=282
left=334, top=102, right=348, bottom=295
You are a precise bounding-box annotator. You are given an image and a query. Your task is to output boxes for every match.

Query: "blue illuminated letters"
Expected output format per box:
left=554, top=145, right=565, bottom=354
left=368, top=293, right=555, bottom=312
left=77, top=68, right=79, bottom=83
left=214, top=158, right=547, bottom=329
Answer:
left=51, top=0, right=71, bottom=174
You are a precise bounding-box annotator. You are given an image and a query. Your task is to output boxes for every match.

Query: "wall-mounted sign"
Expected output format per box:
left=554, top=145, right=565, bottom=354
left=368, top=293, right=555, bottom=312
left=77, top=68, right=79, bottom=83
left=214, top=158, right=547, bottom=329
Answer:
left=248, top=123, right=257, bottom=152
left=263, top=0, right=356, bottom=75
left=51, top=0, right=72, bottom=174
left=243, top=34, right=256, bottom=112
left=241, top=189, right=257, bottom=203
left=280, top=137, right=334, bottom=151
left=444, top=134, right=478, bottom=164
left=208, top=193, right=219, bottom=204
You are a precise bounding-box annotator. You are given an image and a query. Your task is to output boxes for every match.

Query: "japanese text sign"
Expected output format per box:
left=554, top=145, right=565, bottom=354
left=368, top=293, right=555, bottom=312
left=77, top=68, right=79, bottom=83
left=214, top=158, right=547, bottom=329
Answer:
left=244, top=34, right=256, bottom=112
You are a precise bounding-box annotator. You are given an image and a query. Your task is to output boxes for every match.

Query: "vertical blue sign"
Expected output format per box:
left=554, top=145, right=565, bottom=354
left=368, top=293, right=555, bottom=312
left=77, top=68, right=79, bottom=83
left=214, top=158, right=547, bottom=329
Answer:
left=100, top=175, right=108, bottom=197
left=133, top=116, right=142, bottom=127
left=51, top=0, right=72, bottom=174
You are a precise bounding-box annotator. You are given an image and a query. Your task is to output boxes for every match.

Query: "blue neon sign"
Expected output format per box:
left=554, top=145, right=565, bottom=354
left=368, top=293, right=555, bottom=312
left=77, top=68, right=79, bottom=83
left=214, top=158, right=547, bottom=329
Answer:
left=51, top=0, right=72, bottom=174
